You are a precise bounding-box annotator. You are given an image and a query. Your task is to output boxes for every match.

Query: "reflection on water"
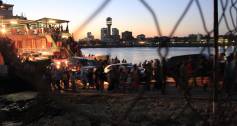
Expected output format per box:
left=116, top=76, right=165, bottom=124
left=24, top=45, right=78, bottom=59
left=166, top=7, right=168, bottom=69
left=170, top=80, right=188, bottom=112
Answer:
left=81, top=47, right=234, bottom=64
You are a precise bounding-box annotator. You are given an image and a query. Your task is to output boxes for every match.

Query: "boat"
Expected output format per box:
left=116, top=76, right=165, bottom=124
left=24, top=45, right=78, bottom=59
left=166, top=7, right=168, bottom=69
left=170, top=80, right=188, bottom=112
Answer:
left=0, top=0, right=73, bottom=60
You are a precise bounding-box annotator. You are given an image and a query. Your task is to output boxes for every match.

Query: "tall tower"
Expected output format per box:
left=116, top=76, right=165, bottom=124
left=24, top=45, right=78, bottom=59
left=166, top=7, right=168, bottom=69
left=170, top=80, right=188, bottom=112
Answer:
left=106, top=17, right=112, bottom=36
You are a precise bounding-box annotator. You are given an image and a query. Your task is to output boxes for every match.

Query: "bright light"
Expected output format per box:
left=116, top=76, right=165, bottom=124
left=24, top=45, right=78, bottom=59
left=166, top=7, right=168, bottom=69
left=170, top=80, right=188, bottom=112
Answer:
left=29, top=57, right=34, bottom=61
left=65, top=60, right=69, bottom=66
left=62, top=33, right=71, bottom=39
left=62, top=35, right=69, bottom=39
left=139, top=41, right=145, bottom=45
left=1, top=28, right=6, bottom=34
left=48, top=20, right=56, bottom=24
left=104, top=67, right=110, bottom=74
left=10, top=20, right=18, bottom=25
left=104, top=82, right=109, bottom=86
left=40, top=51, right=53, bottom=56
left=55, top=61, right=61, bottom=69
left=56, top=65, right=60, bottom=69
left=56, top=61, right=61, bottom=66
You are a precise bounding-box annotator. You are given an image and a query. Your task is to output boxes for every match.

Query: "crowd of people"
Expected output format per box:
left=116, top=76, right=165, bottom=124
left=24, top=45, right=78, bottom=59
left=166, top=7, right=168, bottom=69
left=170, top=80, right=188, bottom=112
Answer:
left=43, top=56, right=165, bottom=93
left=42, top=53, right=237, bottom=95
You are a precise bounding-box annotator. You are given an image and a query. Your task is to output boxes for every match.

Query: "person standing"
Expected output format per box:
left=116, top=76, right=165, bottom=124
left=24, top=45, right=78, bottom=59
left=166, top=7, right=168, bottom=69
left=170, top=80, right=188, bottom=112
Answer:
left=62, top=68, right=70, bottom=90
left=120, top=67, right=128, bottom=92
left=70, top=71, right=77, bottom=92
left=87, top=68, right=94, bottom=88
left=154, top=60, right=162, bottom=90
left=108, top=67, right=116, bottom=91
left=131, top=65, right=140, bottom=91
left=96, top=65, right=105, bottom=92
left=53, top=68, right=62, bottom=91
left=224, top=54, right=235, bottom=96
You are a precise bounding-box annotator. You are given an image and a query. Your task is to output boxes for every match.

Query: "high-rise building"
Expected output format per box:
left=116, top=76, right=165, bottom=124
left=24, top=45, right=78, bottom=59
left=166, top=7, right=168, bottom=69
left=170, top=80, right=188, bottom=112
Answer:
left=106, top=17, right=112, bottom=36
left=101, top=28, right=107, bottom=42
left=122, top=31, right=133, bottom=41
left=87, top=32, right=94, bottom=41
left=112, top=28, right=120, bottom=42
left=101, top=17, right=121, bottom=45
left=112, top=28, right=119, bottom=36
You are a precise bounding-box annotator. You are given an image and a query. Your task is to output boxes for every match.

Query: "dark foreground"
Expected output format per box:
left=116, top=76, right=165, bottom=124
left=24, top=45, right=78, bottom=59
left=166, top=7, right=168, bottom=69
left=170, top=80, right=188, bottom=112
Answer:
left=1, top=87, right=237, bottom=126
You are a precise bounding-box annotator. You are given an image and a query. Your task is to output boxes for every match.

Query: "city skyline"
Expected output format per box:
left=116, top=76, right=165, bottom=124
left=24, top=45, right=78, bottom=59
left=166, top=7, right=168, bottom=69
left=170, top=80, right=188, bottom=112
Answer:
left=11, top=0, right=229, bottom=39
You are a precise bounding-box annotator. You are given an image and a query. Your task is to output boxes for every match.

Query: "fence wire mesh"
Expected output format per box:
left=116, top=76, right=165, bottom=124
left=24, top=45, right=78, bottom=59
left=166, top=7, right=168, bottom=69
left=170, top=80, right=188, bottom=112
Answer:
left=72, top=0, right=237, bottom=125
left=1, top=0, right=237, bottom=125
left=1, top=0, right=233, bottom=125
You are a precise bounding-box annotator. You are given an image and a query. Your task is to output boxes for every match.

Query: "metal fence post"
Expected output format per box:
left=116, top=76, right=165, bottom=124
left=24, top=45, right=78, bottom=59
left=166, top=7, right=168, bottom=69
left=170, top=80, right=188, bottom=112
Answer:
left=213, top=0, right=219, bottom=115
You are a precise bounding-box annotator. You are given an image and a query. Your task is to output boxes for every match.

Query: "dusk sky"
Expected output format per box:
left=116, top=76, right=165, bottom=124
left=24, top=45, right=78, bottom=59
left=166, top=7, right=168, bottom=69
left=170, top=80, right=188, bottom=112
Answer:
left=9, top=0, right=229, bottom=39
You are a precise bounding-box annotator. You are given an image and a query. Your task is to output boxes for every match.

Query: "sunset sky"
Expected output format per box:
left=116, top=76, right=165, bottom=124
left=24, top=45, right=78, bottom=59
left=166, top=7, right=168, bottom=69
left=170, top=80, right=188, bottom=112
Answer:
left=9, top=0, right=230, bottom=40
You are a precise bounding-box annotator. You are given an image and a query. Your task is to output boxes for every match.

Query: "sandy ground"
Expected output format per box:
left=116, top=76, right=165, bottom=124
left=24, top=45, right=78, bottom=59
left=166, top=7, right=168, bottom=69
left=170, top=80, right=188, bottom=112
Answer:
left=1, top=88, right=237, bottom=126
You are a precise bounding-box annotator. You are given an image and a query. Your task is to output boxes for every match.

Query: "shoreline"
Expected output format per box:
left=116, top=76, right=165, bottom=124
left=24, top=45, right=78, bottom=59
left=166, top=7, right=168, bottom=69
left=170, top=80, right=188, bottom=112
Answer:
left=80, top=44, right=233, bottom=48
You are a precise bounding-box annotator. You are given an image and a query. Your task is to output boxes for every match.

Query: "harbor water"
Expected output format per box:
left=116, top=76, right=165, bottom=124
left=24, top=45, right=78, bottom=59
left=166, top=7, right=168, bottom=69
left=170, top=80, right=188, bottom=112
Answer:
left=81, top=47, right=234, bottom=64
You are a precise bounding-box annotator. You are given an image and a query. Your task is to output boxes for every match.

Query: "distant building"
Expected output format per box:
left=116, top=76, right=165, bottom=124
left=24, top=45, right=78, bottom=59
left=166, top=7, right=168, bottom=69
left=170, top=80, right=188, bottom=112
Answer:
left=158, top=36, right=171, bottom=43
left=0, top=0, right=13, bottom=18
left=197, top=34, right=202, bottom=42
left=112, top=28, right=119, bottom=36
left=101, top=28, right=108, bottom=42
left=188, top=34, right=203, bottom=42
left=122, top=31, right=133, bottom=41
left=87, top=32, right=94, bottom=41
left=112, top=28, right=120, bottom=42
left=101, top=17, right=120, bottom=45
left=218, top=35, right=229, bottom=44
left=137, top=34, right=146, bottom=40
left=106, top=17, right=112, bottom=36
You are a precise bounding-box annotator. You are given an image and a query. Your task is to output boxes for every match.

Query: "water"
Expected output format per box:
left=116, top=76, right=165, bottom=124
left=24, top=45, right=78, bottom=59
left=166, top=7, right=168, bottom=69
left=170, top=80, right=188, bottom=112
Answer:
left=81, top=47, right=235, bottom=64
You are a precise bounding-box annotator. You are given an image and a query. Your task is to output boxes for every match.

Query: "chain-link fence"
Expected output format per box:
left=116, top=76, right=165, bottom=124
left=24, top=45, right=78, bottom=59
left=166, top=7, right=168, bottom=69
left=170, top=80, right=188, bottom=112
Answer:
left=1, top=0, right=236, bottom=125
left=73, top=0, right=237, bottom=125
